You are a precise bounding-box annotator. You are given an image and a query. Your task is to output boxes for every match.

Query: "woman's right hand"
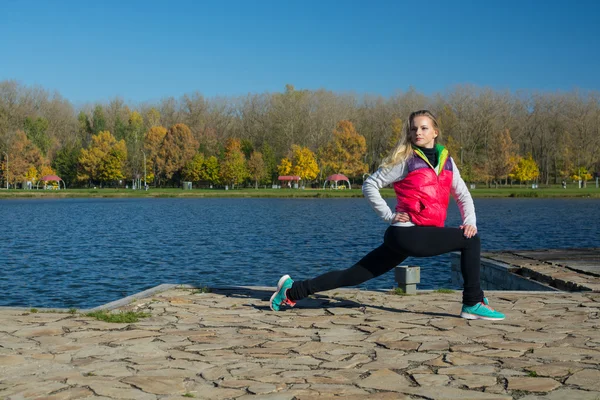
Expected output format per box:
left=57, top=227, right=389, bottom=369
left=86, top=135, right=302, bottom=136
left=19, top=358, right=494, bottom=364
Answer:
left=393, top=212, right=411, bottom=223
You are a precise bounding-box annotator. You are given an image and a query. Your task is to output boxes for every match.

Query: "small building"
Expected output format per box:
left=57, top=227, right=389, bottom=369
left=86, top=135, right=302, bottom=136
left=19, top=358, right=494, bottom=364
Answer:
left=277, top=175, right=301, bottom=188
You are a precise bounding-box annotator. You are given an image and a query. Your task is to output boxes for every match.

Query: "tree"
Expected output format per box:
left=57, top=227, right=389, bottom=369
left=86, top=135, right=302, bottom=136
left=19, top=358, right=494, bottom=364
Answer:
left=510, top=154, right=540, bottom=186
left=202, top=155, right=220, bottom=186
left=52, top=143, right=80, bottom=188
left=92, top=105, right=106, bottom=134
left=78, top=131, right=127, bottom=186
left=157, top=123, right=198, bottom=184
left=260, top=142, right=277, bottom=182
left=5, top=130, right=45, bottom=185
left=487, top=129, right=518, bottom=187
left=23, top=117, right=51, bottom=155
left=219, top=138, right=247, bottom=188
left=182, top=153, right=205, bottom=183
left=290, top=145, right=319, bottom=183
left=247, top=151, right=267, bottom=189
left=319, top=120, right=368, bottom=178
left=571, top=167, right=593, bottom=187
left=144, top=126, right=167, bottom=185
left=385, top=117, right=403, bottom=156
left=277, top=157, right=292, bottom=176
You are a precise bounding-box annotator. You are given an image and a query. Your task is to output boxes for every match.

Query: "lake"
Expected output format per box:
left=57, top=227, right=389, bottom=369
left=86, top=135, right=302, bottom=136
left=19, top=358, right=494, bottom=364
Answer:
left=1, top=197, right=598, bottom=308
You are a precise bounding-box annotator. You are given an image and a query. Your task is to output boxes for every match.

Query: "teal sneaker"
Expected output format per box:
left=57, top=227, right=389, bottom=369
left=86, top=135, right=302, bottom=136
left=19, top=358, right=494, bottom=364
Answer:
left=460, top=297, right=505, bottom=320
left=270, top=275, right=296, bottom=311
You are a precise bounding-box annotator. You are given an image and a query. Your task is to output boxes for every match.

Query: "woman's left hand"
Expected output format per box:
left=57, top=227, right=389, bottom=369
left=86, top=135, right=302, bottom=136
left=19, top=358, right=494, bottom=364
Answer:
left=460, top=224, right=477, bottom=238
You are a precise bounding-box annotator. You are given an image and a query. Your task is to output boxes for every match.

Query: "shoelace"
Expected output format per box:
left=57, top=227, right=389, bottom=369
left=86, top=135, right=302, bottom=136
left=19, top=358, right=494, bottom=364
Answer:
left=480, top=302, right=496, bottom=311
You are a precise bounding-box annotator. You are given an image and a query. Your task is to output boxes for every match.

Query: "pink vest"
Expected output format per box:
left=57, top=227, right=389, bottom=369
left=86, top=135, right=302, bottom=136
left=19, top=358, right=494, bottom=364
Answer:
left=393, top=149, right=453, bottom=227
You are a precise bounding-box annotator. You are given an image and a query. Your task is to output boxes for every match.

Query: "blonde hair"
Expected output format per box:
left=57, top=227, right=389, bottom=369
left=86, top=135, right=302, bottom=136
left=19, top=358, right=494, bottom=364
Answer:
left=381, top=109, right=441, bottom=168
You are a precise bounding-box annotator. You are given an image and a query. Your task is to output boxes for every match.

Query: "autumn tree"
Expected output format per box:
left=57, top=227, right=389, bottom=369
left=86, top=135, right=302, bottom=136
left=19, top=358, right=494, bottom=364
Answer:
left=157, top=123, right=198, bottom=185
left=182, top=153, right=205, bottom=183
left=290, top=145, right=319, bottom=183
left=510, top=154, right=540, bottom=186
left=5, top=130, right=45, bottom=185
left=277, top=157, right=292, bottom=176
left=78, top=131, right=127, bottom=186
left=247, top=151, right=268, bottom=189
left=202, top=156, right=220, bottom=186
left=219, top=138, right=247, bottom=188
left=319, top=120, right=368, bottom=178
left=144, top=126, right=167, bottom=185
left=487, top=129, right=518, bottom=187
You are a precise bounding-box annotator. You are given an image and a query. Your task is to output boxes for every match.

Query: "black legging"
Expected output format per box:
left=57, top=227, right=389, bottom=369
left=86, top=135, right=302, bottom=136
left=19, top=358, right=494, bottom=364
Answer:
left=287, top=226, right=484, bottom=306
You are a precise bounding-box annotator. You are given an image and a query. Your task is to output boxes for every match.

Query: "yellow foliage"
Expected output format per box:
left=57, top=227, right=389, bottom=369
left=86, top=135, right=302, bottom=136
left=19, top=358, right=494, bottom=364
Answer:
left=78, top=131, right=128, bottom=183
left=510, top=154, right=540, bottom=183
left=25, top=166, right=38, bottom=182
left=320, top=120, right=368, bottom=177
left=39, top=165, right=55, bottom=177
left=290, top=145, right=319, bottom=181
left=277, top=158, right=292, bottom=176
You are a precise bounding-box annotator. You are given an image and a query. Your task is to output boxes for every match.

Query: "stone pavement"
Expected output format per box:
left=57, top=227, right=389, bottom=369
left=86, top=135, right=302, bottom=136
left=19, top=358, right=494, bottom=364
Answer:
left=1, top=286, right=600, bottom=400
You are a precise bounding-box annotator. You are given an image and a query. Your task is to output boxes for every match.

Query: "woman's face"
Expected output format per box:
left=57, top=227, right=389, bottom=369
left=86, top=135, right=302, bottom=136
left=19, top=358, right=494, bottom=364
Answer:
left=410, top=115, right=438, bottom=148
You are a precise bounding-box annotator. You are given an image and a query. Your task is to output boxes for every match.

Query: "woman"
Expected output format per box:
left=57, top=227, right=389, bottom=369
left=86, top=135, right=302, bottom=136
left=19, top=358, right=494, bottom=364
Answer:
left=270, top=110, right=504, bottom=321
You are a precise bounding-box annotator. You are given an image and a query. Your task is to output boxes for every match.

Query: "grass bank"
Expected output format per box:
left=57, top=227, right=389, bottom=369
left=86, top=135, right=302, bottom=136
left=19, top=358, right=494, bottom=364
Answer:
left=0, top=186, right=598, bottom=199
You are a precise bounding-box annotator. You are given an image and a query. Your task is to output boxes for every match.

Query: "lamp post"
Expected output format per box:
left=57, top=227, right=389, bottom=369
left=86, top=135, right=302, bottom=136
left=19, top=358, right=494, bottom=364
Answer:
left=3, top=152, right=7, bottom=190
left=141, top=150, right=146, bottom=188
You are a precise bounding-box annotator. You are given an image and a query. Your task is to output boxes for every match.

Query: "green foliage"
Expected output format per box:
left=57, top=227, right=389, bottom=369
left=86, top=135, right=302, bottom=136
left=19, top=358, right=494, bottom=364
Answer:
left=527, top=370, right=538, bottom=377
left=23, top=117, right=51, bottom=155
left=389, top=288, right=411, bottom=296
left=240, top=139, right=254, bottom=158
left=260, top=142, right=277, bottom=181
left=202, top=155, right=220, bottom=185
left=434, top=288, right=455, bottom=293
left=30, top=308, right=38, bottom=313
left=52, top=143, right=81, bottom=187
left=219, top=138, right=247, bottom=187
left=85, top=310, right=150, bottom=323
left=92, top=105, right=106, bottom=134
left=182, top=153, right=205, bottom=182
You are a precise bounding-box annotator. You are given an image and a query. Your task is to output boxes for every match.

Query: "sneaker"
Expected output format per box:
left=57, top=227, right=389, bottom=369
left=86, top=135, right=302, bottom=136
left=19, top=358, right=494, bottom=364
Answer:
left=270, top=275, right=296, bottom=311
left=460, top=297, right=505, bottom=320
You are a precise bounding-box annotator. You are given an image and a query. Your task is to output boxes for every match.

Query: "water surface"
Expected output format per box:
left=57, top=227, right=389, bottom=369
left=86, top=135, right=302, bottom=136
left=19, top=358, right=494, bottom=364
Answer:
left=1, top=197, right=597, bottom=308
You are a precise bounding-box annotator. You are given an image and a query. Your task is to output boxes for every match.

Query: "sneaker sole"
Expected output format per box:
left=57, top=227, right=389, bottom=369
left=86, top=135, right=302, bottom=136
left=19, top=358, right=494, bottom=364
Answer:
left=460, top=311, right=505, bottom=321
left=270, top=274, right=291, bottom=311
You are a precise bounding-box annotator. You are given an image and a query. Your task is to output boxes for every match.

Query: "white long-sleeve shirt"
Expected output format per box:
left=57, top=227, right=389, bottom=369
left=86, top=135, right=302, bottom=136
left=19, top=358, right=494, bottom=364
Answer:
left=362, top=157, right=476, bottom=228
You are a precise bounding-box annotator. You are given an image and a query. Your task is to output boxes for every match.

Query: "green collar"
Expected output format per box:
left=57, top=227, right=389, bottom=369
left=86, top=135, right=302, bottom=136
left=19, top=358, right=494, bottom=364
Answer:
left=412, top=144, right=448, bottom=174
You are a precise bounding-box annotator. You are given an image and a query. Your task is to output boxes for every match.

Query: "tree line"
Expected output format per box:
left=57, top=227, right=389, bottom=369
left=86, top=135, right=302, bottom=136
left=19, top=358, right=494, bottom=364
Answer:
left=0, top=81, right=598, bottom=189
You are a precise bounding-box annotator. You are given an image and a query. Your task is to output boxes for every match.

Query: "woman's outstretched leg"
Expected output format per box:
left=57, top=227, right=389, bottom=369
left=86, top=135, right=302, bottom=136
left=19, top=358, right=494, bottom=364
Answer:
left=270, top=244, right=406, bottom=311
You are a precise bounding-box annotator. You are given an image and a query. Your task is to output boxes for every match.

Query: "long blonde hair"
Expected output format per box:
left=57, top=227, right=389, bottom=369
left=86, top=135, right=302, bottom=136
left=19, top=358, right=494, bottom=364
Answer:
left=381, top=109, right=441, bottom=168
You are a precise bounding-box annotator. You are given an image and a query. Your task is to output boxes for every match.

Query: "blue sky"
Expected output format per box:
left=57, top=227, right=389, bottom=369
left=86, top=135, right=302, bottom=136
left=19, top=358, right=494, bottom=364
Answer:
left=1, top=0, right=599, bottom=104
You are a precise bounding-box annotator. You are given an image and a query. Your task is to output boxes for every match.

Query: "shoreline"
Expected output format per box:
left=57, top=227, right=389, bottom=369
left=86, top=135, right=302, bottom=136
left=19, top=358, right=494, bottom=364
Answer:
left=0, top=187, right=599, bottom=199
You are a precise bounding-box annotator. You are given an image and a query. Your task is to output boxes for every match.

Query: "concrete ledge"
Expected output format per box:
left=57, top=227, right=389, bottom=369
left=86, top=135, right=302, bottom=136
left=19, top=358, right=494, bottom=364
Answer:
left=451, top=253, right=560, bottom=291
